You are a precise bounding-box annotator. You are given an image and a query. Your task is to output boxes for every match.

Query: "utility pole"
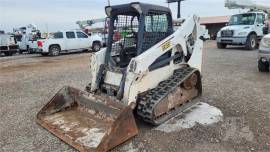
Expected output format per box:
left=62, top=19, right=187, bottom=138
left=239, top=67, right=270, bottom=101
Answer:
left=107, top=0, right=111, bottom=6
left=167, top=0, right=186, bottom=19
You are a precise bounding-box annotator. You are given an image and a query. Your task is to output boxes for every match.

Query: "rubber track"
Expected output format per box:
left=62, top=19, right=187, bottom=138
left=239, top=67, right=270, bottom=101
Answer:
left=137, top=67, right=200, bottom=125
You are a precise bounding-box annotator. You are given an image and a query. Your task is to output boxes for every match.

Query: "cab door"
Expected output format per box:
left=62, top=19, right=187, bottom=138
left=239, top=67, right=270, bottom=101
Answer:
left=76, top=31, right=90, bottom=49
left=65, top=31, right=78, bottom=50
left=255, top=13, right=265, bottom=37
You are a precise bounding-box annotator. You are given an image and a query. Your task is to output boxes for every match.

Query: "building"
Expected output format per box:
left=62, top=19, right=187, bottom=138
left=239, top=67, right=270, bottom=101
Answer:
left=200, top=16, right=230, bottom=40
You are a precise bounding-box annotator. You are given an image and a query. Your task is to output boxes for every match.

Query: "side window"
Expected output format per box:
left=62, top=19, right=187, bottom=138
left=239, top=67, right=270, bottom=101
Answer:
left=232, top=16, right=238, bottom=23
left=53, top=32, right=63, bottom=39
left=257, top=14, right=265, bottom=24
left=76, top=32, right=88, bottom=38
left=66, top=32, right=76, bottom=39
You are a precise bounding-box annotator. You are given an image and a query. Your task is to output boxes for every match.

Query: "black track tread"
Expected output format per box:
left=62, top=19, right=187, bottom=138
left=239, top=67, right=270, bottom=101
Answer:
left=137, top=67, right=200, bottom=125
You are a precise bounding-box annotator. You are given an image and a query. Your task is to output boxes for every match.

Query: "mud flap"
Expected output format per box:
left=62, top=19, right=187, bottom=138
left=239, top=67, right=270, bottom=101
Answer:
left=36, top=86, right=138, bottom=152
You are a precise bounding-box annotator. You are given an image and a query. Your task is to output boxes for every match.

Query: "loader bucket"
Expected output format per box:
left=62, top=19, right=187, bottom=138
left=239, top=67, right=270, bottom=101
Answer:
left=36, top=86, right=138, bottom=152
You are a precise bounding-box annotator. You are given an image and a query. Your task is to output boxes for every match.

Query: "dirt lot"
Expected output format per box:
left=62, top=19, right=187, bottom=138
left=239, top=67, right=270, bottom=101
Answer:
left=0, top=41, right=269, bottom=152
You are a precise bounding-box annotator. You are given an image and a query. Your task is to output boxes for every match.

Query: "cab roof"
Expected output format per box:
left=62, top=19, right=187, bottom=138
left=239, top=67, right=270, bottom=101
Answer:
left=105, top=2, right=172, bottom=16
left=233, top=11, right=267, bottom=15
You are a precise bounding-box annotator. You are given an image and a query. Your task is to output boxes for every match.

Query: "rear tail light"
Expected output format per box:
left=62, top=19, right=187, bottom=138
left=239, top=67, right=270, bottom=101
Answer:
left=37, top=41, right=43, bottom=47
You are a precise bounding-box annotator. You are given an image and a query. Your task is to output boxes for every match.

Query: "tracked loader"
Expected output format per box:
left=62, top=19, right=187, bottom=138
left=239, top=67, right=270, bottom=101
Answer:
left=37, top=2, right=204, bottom=152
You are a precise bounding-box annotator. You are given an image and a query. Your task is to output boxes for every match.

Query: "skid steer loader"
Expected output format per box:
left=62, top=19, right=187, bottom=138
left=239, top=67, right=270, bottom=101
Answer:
left=37, top=2, right=203, bottom=152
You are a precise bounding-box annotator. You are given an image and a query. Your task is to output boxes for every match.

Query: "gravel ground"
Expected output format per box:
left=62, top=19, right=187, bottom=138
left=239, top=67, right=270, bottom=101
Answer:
left=0, top=41, right=269, bottom=152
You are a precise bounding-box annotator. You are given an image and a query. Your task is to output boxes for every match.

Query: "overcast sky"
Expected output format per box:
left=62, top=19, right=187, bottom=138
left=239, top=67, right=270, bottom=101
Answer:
left=0, top=0, right=267, bottom=32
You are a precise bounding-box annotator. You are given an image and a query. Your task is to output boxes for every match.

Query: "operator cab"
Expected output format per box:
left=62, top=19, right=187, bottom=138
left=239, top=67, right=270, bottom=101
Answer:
left=105, top=2, right=174, bottom=69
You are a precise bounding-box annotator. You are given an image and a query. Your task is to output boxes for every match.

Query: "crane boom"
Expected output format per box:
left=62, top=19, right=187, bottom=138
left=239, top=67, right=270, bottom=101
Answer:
left=76, top=18, right=106, bottom=29
left=225, top=0, right=270, bottom=14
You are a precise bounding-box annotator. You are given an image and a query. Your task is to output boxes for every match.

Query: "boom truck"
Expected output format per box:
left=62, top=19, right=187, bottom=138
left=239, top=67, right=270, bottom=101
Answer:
left=217, top=0, right=270, bottom=50
left=13, top=24, right=42, bottom=53
left=36, top=2, right=204, bottom=151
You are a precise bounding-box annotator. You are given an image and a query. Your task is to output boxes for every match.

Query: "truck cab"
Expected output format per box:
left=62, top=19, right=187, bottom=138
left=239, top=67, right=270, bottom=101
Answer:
left=217, top=12, right=267, bottom=50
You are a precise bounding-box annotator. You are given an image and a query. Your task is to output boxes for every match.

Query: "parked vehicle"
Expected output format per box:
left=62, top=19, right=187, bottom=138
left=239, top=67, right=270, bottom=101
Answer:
left=0, top=33, right=19, bottom=56
left=217, top=0, right=270, bottom=50
left=258, top=35, right=270, bottom=72
left=200, top=25, right=210, bottom=40
left=13, top=24, right=41, bottom=54
left=36, top=30, right=102, bottom=56
left=28, top=36, right=40, bottom=53
left=36, top=2, right=204, bottom=151
left=217, top=11, right=267, bottom=50
left=15, top=34, right=29, bottom=53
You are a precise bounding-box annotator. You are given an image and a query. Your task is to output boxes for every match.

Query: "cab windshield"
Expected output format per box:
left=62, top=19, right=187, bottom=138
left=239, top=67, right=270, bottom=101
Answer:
left=228, top=13, right=256, bottom=25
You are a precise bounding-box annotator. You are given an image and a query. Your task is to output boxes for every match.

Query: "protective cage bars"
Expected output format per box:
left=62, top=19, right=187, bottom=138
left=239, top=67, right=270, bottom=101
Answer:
left=111, top=15, right=139, bottom=55
left=108, top=10, right=173, bottom=60
left=142, top=11, right=171, bottom=52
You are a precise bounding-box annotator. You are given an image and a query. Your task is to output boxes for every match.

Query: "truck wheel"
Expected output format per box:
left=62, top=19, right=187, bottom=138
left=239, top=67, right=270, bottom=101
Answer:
left=245, top=34, right=257, bottom=50
left=92, top=42, right=101, bottom=52
left=28, top=49, right=34, bottom=54
left=217, top=43, right=227, bottom=49
left=49, top=45, right=60, bottom=56
left=85, top=83, right=91, bottom=93
left=258, top=60, right=269, bottom=72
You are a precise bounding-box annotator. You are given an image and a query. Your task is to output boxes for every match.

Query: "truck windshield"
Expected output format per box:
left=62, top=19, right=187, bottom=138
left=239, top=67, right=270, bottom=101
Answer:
left=14, top=35, right=22, bottom=42
left=228, top=13, right=256, bottom=25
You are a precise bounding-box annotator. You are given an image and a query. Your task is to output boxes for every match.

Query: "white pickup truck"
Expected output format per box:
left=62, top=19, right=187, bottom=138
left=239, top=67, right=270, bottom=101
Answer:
left=37, top=30, right=102, bottom=56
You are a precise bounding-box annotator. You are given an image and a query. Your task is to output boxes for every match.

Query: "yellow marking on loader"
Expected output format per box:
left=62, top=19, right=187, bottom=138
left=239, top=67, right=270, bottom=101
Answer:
left=162, top=41, right=171, bottom=51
